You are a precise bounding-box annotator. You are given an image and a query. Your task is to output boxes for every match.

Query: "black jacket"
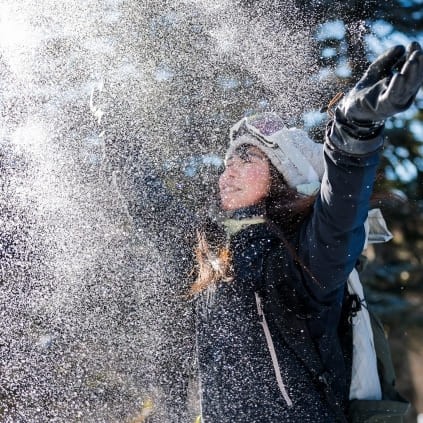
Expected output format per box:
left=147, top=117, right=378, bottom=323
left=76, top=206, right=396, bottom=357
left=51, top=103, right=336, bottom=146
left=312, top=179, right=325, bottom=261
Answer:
left=196, top=139, right=382, bottom=422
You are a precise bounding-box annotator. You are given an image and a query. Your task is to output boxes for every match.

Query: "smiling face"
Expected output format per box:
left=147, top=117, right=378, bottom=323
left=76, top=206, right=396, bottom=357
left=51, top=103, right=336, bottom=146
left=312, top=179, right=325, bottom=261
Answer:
left=219, top=145, right=271, bottom=211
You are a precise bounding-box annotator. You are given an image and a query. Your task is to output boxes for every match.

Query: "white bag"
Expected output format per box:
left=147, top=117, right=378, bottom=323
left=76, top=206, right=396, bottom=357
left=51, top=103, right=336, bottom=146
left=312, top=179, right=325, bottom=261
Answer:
left=348, top=208, right=392, bottom=401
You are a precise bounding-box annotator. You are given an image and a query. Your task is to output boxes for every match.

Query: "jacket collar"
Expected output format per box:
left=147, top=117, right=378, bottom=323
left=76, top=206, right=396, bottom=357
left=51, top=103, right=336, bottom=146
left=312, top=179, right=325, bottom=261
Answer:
left=223, top=217, right=266, bottom=237
left=223, top=204, right=266, bottom=238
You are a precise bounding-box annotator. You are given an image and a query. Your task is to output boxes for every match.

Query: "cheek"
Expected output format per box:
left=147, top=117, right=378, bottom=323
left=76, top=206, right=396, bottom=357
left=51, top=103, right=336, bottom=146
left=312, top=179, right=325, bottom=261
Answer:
left=245, top=167, right=271, bottom=197
left=253, top=166, right=271, bottom=186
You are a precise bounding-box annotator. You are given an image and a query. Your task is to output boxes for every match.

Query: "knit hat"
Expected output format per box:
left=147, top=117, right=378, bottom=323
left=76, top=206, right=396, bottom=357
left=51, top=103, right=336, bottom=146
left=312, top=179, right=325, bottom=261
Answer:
left=226, top=113, right=324, bottom=196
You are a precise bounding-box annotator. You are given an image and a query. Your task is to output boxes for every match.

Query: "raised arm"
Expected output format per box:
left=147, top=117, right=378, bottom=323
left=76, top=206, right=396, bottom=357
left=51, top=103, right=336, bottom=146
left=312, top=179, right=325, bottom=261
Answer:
left=301, top=43, right=423, bottom=303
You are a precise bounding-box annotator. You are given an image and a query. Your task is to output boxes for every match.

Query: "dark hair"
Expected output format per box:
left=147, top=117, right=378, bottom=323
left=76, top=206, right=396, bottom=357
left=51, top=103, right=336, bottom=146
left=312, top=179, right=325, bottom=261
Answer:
left=265, top=164, right=316, bottom=233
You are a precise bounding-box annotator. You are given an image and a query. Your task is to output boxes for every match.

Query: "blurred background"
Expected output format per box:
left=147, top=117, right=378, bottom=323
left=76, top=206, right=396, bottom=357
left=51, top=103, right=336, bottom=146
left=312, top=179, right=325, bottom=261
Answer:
left=0, top=0, right=423, bottom=421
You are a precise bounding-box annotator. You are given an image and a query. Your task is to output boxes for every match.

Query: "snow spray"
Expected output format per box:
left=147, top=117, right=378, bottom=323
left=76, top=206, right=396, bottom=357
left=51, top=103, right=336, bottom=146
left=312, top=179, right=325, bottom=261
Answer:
left=0, top=0, right=324, bottom=420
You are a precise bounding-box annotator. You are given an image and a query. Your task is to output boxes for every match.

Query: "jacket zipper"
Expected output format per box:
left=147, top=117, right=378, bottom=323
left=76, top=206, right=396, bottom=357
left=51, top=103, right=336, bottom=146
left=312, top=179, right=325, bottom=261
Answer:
left=255, top=292, right=293, bottom=407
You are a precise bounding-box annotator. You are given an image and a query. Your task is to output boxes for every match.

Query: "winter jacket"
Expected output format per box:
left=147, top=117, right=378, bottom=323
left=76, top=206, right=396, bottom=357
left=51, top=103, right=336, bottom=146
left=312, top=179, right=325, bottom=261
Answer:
left=196, top=131, right=382, bottom=422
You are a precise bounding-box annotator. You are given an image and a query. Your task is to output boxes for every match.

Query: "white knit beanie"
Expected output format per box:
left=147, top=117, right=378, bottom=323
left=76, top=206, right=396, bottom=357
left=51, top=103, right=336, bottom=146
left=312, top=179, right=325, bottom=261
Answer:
left=226, top=113, right=324, bottom=196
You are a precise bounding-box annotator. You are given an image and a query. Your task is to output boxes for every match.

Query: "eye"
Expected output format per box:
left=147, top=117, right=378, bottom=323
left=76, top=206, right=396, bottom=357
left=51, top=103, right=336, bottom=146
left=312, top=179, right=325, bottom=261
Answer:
left=239, top=153, right=253, bottom=163
left=234, top=145, right=253, bottom=162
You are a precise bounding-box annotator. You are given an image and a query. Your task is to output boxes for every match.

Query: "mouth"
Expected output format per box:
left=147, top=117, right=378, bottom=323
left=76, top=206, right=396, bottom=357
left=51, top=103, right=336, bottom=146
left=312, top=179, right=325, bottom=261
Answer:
left=220, top=186, right=241, bottom=195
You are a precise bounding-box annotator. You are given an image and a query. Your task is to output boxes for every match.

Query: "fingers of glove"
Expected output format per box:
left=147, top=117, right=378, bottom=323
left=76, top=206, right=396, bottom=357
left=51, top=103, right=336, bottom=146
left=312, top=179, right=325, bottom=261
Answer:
left=385, top=74, right=412, bottom=107
left=358, top=45, right=406, bottom=87
left=396, top=49, right=423, bottom=93
left=385, top=63, right=422, bottom=108
left=394, top=41, right=421, bottom=71
left=406, top=41, right=422, bottom=59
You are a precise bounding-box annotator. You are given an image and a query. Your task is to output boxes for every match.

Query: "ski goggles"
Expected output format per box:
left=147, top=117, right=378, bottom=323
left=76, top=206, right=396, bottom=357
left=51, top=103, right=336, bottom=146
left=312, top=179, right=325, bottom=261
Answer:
left=229, top=117, right=280, bottom=149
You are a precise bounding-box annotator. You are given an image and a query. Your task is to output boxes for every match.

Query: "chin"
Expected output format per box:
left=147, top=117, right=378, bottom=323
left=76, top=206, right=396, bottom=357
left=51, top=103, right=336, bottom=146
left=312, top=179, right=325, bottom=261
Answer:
left=220, top=203, right=234, bottom=211
left=220, top=200, right=239, bottom=211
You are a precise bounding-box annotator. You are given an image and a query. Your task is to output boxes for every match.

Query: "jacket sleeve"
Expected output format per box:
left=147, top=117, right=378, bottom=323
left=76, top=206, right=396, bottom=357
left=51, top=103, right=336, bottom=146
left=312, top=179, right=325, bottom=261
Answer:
left=298, top=120, right=382, bottom=305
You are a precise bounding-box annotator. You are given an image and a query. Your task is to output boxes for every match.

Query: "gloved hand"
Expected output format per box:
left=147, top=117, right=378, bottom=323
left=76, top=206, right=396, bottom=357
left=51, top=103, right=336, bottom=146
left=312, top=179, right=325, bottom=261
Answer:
left=339, top=42, right=423, bottom=125
left=328, top=42, right=423, bottom=155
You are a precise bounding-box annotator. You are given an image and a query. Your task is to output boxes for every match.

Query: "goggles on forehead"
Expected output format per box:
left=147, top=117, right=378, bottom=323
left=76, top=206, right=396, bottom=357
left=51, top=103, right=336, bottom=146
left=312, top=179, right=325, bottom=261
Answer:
left=229, top=118, right=279, bottom=149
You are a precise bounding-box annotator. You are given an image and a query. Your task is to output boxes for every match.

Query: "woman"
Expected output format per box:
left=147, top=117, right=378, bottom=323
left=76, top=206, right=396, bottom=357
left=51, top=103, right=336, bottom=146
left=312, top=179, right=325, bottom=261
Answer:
left=191, top=43, right=423, bottom=422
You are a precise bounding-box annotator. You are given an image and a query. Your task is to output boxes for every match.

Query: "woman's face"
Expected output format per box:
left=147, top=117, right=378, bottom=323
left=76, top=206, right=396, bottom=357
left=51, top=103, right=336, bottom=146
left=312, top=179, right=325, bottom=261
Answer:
left=219, top=145, right=271, bottom=211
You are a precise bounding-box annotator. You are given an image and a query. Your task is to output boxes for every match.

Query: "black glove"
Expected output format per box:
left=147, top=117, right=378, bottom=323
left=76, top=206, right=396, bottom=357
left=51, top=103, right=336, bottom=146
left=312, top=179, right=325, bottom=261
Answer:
left=340, top=42, right=423, bottom=124
left=328, top=42, right=423, bottom=155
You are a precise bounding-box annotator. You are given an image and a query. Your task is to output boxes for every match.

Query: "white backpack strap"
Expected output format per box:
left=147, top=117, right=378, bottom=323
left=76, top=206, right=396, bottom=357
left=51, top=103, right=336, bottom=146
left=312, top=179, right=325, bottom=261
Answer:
left=348, top=207, right=391, bottom=399
left=347, top=269, right=382, bottom=400
left=364, top=208, right=393, bottom=249
left=255, top=292, right=293, bottom=407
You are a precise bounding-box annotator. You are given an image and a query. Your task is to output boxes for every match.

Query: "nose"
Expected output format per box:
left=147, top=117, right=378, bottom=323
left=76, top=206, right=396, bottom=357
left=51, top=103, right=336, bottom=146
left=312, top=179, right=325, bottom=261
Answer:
left=220, top=164, right=236, bottom=182
left=219, top=166, right=234, bottom=190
